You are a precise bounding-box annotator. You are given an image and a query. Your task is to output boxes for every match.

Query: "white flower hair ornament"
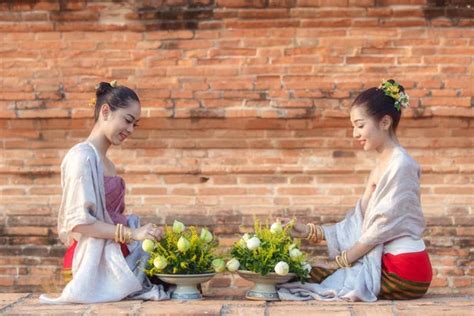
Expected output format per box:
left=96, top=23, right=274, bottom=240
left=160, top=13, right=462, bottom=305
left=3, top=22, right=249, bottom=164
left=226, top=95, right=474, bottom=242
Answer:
left=378, top=79, right=409, bottom=111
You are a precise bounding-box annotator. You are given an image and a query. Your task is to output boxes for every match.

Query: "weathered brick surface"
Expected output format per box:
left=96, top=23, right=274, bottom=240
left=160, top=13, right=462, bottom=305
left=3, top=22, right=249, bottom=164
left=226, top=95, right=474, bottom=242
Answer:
left=0, top=0, right=473, bottom=296
left=0, top=294, right=473, bottom=315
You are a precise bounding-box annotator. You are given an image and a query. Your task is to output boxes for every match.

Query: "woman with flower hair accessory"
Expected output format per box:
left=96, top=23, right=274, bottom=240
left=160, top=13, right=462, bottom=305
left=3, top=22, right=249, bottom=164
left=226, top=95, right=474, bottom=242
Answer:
left=40, top=81, right=169, bottom=304
left=280, top=79, right=432, bottom=301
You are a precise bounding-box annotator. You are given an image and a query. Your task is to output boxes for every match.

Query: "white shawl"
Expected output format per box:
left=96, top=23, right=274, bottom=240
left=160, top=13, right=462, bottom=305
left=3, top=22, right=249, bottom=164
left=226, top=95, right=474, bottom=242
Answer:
left=278, top=146, right=426, bottom=301
left=40, top=142, right=168, bottom=304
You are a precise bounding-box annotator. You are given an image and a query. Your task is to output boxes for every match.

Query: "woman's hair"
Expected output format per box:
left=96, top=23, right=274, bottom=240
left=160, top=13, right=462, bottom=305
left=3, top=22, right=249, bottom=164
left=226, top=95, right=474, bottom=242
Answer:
left=351, top=79, right=405, bottom=133
left=93, top=82, right=140, bottom=122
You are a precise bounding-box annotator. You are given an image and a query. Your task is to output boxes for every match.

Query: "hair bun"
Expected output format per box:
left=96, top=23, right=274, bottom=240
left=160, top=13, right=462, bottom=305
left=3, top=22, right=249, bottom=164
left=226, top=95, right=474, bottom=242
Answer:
left=95, top=82, right=113, bottom=98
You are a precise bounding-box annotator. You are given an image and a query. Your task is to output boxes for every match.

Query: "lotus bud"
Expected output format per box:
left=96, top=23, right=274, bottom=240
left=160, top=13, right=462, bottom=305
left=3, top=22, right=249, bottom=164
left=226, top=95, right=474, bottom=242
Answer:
left=177, top=236, right=190, bottom=252
left=226, top=258, right=240, bottom=272
left=200, top=228, right=213, bottom=243
left=141, top=239, right=155, bottom=253
left=153, top=256, right=168, bottom=270
left=289, top=248, right=302, bottom=259
left=172, top=220, right=185, bottom=234
left=275, top=261, right=289, bottom=276
left=302, top=262, right=312, bottom=274
left=246, top=237, right=261, bottom=251
left=212, top=258, right=225, bottom=273
left=270, top=221, right=283, bottom=234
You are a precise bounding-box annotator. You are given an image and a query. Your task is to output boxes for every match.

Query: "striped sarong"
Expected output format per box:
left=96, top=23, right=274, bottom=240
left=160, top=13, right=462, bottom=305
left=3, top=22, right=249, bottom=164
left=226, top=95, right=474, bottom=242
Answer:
left=309, top=250, right=432, bottom=300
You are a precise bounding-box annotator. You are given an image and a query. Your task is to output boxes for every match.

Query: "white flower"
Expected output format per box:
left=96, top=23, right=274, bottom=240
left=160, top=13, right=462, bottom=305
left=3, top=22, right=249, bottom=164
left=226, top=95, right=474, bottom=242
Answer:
left=141, top=239, right=155, bottom=253
left=289, top=248, right=302, bottom=259
left=177, top=236, right=190, bottom=252
left=153, top=256, right=168, bottom=270
left=246, top=237, right=261, bottom=250
left=238, top=233, right=251, bottom=247
left=226, top=258, right=240, bottom=272
left=270, top=221, right=283, bottom=234
left=172, top=220, right=185, bottom=234
left=212, top=259, right=225, bottom=273
left=302, top=262, right=312, bottom=273
left=200, top=228, right=213, bottom=243
left=275, top=261, right=289, bottom=276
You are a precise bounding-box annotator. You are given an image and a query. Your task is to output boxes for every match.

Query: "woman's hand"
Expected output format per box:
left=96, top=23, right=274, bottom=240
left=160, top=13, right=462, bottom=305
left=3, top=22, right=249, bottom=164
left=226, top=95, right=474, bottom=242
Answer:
left=282, top=219, right=309, bottom=238
left=131, top=223, right=163, bottom=241
left=313, top=258, right=339, bottom=270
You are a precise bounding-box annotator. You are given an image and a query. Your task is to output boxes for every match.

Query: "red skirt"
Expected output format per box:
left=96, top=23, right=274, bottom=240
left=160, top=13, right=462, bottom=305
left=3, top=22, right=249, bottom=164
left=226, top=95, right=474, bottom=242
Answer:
left=379, top=250, right=432, bottom=299
left=310, top=250, right=433, bottom=300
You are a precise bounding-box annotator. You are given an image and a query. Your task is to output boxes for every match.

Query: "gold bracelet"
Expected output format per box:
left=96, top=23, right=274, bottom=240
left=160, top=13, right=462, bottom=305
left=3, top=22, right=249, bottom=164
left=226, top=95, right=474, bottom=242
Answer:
left=308, top=224, right=324, bottom=244
left=114, top=224, right=120, bottom=243
left=119, top=224, right=123, bottom=243
left=305, top=223, right=315, bottom=240
left=335, top=255, right=345, bottom=269
left=122, top=226, right=127, bottom=243
left=316, top=225, right=324, bottom=241
left=124, top=227, right=132, bottom=243
left=342, top=250, right=352, bottom=268
left=311, top=225, right=320, bottom=243
left=335, top=251, right=352, bottom=268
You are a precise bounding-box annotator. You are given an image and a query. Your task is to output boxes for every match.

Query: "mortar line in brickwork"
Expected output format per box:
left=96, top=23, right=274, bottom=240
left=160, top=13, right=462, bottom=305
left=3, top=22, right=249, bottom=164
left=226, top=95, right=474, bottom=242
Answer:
left=0, top=293, right=32, bottom=314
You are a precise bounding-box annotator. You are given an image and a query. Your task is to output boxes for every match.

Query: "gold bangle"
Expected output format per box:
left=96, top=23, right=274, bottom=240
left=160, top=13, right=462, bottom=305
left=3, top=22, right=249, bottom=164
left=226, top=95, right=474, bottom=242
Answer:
left=342, top=251, right=352, bottom=268
left=119, top=224, right=123, bottom=243
left=305, top=223, right=314, bottom=240
left=316, top=225, right=324, bottom=241
left=335, top=255, right=344, bottom=269
left=121, top=224, right=126, bottom=243
left=309, top=224, right=323, bottom=244
left=115, top=224, right=120, bottom=243
left=311, top=225, right=320, bottom=243
left=125, top=227, right=132, bottom=243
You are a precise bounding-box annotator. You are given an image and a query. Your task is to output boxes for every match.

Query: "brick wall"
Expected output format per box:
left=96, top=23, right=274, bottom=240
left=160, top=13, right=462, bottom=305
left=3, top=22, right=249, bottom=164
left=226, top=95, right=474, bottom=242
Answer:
left=0, top=0, right=472, bottom=295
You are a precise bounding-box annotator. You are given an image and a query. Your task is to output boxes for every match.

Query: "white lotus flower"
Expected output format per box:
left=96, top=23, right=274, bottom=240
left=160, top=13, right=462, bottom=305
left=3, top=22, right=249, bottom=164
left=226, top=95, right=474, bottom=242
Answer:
left=275, top=261, right=289, bottom=276
left=172, top=220, right=185, bottom=234
left=289, top=248, right=302, bottom=259
left=200, top=228, right=213, bottom=243
left=226, top=258, right=240, bottom=272
left=153, top=256, right=168, bottom=270
left=177, top=236, right=190, bottom=252
left=212, top=258, right=225, bottom=273
left=246, top=237, right=261, bottom=250
left=270, top=221, right=283, bottom=234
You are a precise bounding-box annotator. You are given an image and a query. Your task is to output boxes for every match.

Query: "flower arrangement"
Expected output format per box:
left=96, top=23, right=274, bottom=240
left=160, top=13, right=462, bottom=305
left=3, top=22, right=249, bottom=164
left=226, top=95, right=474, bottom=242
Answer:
left=378, top=79, right=409, bottom=111
left=142, top=220, right=221, bottom=275
left=227, top=219, right=311, bottom=282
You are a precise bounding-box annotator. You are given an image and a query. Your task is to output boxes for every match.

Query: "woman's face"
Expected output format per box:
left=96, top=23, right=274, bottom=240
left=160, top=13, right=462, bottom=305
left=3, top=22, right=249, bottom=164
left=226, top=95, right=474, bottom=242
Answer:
left=350, top=106, right=388, bottom=152
left=101, top=101, right=141, bottom=146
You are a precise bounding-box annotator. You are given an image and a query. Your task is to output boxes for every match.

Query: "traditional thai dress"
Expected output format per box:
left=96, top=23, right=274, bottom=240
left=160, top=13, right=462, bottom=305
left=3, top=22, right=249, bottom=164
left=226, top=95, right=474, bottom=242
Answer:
left=62, top=176, right=130, bottom=282
left=40, top=142, right=169, bottom=304
left=278, top=146, right=432, bottom=301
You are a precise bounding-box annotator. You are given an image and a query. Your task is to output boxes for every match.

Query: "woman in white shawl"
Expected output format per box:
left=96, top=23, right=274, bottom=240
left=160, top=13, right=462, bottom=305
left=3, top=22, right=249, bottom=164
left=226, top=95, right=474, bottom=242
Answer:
left=40, top=81, right=169, bottom=304
left=279, top=79, right=432, bottom=301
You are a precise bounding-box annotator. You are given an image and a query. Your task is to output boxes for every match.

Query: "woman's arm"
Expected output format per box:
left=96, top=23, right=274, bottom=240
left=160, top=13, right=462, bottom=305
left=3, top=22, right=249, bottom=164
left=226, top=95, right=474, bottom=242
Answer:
left=345, top=241, right=375, bottom=264
left=72, top=221, right=163, bottom=241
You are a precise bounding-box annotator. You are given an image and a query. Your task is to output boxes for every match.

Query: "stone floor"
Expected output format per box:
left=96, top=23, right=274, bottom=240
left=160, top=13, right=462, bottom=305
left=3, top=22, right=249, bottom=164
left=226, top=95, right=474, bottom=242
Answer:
left=0, top=293, right=473, bottom=315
